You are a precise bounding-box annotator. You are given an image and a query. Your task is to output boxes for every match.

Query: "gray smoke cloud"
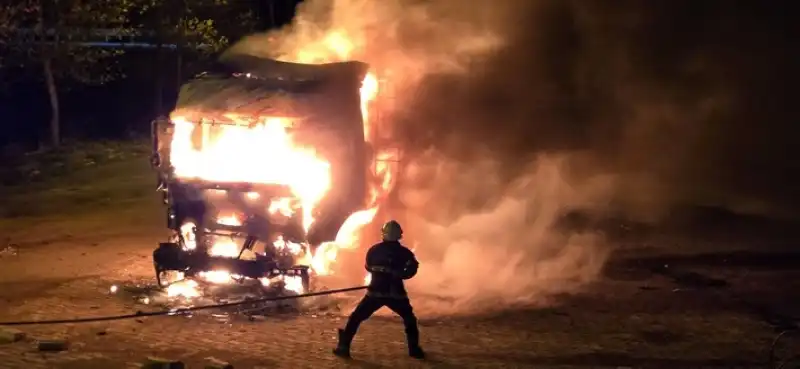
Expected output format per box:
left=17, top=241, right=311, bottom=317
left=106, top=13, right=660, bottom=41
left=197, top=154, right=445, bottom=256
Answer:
left=225, top=0, right=797, bottom=314
left=398, top=152, right=613, bottom=315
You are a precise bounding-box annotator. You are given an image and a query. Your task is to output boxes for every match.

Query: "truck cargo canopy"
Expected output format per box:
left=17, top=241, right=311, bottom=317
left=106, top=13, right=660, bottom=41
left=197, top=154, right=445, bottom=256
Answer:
left=174, top=55, right=369, bottom=118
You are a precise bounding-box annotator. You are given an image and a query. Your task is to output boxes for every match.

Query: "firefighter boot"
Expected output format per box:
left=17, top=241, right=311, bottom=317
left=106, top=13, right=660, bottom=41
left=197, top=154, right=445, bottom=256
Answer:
left=333, top=329, right=352, bottom=359
left=406, top=330, right=425, bottom=359
left=405, top=321, right=425, bottom=359
left=409, top=345, right=426, bottom=359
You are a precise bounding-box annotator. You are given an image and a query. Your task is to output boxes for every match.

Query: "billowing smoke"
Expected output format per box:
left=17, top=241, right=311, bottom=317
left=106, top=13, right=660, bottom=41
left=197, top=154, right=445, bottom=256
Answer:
left=389, top=0, right=798, bottom=221
left=224, top=0, right=506, bottom=82
left=224, top=0, right=798, bottom=313
left=398, top=152, right=614, bottom=315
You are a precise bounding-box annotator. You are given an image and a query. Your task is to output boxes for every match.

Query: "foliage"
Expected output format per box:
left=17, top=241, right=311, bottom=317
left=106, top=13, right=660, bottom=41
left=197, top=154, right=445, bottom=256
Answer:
left=135, top=0, right=256, bottom=56
left=1, top=0, right=137, bottom=85
left=2, top=0, right=255, bottom=85
left=0, top=0, right=252, bottom=147
left=0, top=1, right=36, bottom=69
left=50, top=0, right=138, bottom=84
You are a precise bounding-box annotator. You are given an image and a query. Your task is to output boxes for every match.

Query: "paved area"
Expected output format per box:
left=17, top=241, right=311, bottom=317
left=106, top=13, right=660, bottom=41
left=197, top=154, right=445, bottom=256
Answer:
left=0, top=232, right=796, bottom=368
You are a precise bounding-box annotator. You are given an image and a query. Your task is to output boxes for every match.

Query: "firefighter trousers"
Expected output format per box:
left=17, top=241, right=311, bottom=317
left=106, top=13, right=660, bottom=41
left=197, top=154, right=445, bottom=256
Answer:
left=342, top=295, right=420, bottom=348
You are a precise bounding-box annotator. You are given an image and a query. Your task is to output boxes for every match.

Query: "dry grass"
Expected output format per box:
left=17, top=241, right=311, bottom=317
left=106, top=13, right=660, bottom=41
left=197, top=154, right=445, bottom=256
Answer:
left=0, top=140, right=163, bottom=243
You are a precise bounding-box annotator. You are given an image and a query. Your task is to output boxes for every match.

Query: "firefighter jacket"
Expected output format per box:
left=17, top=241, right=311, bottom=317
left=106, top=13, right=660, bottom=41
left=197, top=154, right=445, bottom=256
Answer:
left=364, top=240, right=419, bottom=298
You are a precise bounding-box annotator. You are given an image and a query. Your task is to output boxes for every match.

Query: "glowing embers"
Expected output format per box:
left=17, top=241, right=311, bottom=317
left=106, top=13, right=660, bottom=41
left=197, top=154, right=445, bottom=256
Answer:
left=164, top=273, right=306, bottom=300
left=164, top=219, right=311, bottom=300
left=167, top=278, right=200, bottom=298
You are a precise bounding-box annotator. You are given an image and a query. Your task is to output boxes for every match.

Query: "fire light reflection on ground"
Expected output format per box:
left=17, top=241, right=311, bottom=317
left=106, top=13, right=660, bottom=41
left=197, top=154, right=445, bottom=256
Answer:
left=107, top=275, right=355, bottom=321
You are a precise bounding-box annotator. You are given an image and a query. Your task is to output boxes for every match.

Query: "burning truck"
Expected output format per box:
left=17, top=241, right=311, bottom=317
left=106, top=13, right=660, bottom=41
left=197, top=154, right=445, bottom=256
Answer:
left=149, top=54, right=378, bottom=296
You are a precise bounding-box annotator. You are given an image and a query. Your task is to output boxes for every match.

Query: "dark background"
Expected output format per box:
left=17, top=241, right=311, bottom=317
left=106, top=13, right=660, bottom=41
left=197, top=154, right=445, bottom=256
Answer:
left=0, top=0, right=303, bottom=147
left=1, top=0, right=797, bottom=219
left=398, top=0, right=798, bottom=220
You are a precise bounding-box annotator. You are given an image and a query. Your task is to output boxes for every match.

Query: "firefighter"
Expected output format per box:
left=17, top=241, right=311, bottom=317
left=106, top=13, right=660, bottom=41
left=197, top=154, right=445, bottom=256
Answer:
left=333, top=220, right=426, bottom=359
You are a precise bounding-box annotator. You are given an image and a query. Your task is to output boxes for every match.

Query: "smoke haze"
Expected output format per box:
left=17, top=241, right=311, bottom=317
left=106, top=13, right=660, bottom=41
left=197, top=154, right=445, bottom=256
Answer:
left=225, top=0, right=798, bottom=313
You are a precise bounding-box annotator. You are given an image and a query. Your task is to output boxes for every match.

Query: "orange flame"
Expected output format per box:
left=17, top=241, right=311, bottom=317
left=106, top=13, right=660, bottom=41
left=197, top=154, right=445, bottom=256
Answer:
left=169, top=115, right=331, bottom=233
left=282, top=30, right=399, bottom=281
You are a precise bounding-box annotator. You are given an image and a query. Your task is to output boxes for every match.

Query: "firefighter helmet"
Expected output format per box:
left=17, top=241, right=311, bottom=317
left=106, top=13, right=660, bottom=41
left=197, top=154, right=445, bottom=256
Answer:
left=381, top=220, right=403, bottom=241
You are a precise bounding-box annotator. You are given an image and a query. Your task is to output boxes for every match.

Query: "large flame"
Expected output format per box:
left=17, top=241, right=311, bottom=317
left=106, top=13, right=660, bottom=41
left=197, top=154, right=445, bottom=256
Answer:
left=305, top=206, right=379, bottom=275
left=169, top=115, right=330, bottom=232
left=164, top=28, right=394, bottom=299
left=278, top=30, right=394, bottom=280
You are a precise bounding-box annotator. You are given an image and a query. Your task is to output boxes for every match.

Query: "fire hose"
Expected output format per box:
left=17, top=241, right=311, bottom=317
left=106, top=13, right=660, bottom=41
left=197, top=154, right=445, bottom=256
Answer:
left=1, top=282, right=794, bottom=368
left=0, top=285, right=367, bottom=326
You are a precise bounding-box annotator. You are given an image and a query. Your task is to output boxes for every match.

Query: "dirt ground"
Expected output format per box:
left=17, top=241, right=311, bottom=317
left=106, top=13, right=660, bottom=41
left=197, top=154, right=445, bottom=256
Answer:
left=0, top=218, right=798, bottom=369
left=0, top=144, right=798, bottom=368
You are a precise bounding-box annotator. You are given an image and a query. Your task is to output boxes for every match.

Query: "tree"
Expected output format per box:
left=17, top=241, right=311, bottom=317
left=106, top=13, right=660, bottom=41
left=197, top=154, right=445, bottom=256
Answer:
left=0, top=2, right=36, bottom=73
left=2, top=0, right=252, bottom=147
left=2, top=0, right=136, bottom=148
left=136, top=0, right=254, bottom=115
